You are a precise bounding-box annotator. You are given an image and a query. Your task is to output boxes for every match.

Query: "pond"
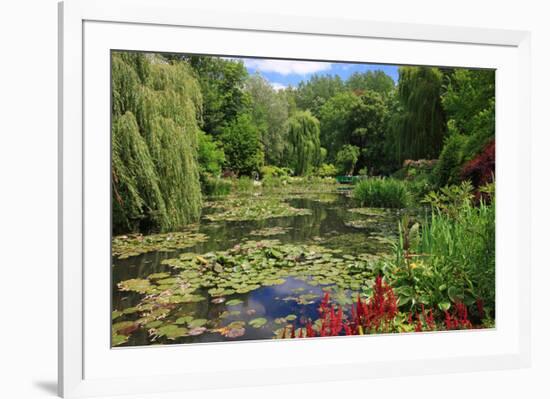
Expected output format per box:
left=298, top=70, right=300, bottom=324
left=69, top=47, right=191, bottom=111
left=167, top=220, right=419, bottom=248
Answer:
left=112, top=192, right=407, bottom=346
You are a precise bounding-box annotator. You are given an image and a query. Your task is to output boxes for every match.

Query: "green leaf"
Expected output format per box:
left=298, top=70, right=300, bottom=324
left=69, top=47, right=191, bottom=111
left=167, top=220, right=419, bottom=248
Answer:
left=249, top=318, right=267, bottom=328
left=188, top=319, right=208, bottom=328
left=447, top=286, right=463, bottom=303
left=112, top=334, right=129, bottom=346
left=226, top=299, right=244, bottom=306
left=438, top=301, right=451, bottom=311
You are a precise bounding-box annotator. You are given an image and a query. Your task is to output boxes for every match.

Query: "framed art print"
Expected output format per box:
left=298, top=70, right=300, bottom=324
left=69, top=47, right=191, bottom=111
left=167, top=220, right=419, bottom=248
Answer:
left=59, top=0, right=531, bottom=397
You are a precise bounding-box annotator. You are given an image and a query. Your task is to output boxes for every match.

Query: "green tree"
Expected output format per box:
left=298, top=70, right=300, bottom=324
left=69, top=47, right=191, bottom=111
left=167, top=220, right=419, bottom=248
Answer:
left=348, top=91, right=389, bottom=174
left=318, top=92, right=361, bottom=160
left=294, top=74, right=345, bottom=117
left=346, top=70, right=396, bottom=97
left=198, top=131, right=225, bottom=176
left=185, top=56, right=251, bottom=135
left=390, top=66, right=447, bottom=162
left=442, top=69, right=495, bottom=160
left=220, top=114, right=264, bottom=176
left=111, top=52, right=203, bottom=233
left=244, top=74, right=289, bottom=165
left=336, top=144, right=360, bottom=175
left=286, top=111, right=322, bottom=175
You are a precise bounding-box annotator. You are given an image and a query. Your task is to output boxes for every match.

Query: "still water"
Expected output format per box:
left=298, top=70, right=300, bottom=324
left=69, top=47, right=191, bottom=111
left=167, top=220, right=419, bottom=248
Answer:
left=112, top=194, right=403, bottom=345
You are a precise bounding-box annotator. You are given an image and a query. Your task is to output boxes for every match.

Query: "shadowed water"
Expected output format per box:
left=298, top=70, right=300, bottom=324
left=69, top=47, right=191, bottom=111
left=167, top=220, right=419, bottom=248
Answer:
left=112, top=194, right=402, bottom=345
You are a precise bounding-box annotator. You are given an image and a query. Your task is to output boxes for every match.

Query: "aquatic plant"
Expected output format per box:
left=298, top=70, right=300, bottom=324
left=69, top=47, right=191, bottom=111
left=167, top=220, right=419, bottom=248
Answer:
left=352, top=178, right=411, bottom=208
left=112, top=228, right=208, bottom=259
left=204, top=197, right=312, bottom=222
left=112, top=239, right=381, bottom=346
left=201, top=175, right=232, bottom=197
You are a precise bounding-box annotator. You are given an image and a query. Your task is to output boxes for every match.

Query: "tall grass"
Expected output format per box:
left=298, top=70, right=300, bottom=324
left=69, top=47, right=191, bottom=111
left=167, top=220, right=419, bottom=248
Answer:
left=233, top=176, right=255, bottom=194
left=202, top=176, right=232, bottom=197
left=353, top=178, right=411, bottom=208
left=415, top=193, right=495, bottom=310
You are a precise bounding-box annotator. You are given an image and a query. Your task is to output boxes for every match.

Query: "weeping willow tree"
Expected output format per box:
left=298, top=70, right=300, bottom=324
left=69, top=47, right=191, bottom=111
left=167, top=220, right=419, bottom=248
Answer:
left=390, top=67, right=446, bottom=163
left=286, top=111, right=321, bottom=175
left=111, top=52, right=203, bottom=233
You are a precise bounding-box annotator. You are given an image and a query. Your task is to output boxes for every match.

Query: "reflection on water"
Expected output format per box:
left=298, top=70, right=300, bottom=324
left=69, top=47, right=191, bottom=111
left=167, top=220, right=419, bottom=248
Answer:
left=112, top=194, right=404, bottom=345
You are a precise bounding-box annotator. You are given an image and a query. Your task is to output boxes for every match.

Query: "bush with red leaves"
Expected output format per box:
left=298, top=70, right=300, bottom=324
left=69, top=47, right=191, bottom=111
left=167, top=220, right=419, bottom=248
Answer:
left=461, top=139, right=495, bottom=188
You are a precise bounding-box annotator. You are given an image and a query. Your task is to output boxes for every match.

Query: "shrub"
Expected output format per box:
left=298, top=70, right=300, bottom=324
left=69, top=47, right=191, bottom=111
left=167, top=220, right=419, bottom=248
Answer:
left=260, top=165, right=289, bottom=178
left=335, top=144, right=360, bottom=175
left=433, top=134, right=467, bottom=187
left=407, top=175, right=436, bottom=201
left=392, top=182, right=495, bottom=317
left=317, top=163, right=338, bottom=177
left=353, top=178, right=411, bottom=208
left=461, top=139, right=495, bottom=188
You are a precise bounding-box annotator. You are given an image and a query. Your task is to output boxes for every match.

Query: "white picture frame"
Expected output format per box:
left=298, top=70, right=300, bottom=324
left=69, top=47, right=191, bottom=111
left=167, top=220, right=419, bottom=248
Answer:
left=59, top=0, right=531, bottom=397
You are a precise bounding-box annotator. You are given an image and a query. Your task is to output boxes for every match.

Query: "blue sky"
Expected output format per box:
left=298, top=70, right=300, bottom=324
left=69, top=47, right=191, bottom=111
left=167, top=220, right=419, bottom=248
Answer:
left=236, top=57, right=399, bottom=91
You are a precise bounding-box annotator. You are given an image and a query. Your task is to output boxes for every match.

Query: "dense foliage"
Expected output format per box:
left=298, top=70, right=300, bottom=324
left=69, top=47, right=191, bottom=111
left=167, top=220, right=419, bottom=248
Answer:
left=245, top=74, right=289, bottom=165
left=112, top=51, right=495, bottom=236
left=111, top=52, right=497, bottom=346
left=389, top=67, right=446, bottom=162
left=111, top=52, right=203, bottom=233
left=353, top=178, right=411, bottom=208
left=286, top=111, right=322, bottom=175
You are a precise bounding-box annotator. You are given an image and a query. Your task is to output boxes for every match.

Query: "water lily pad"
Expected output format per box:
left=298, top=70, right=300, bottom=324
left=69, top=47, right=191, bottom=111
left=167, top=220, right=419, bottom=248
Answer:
left=175, top=316, right=194, bottom=325
left=226, top=299, right=244, bottom=306
left=157, top=324, right=189, bottom=340
left=285, top=314, right=297, bottom=321
left=249, top=318, right=267, bottom=328
left=112, top=310, right=123, bottom=320
left=145, top=320, right=163, bottom=329
left=227, top=321, right=246, bottom=329
left=112, top=321, right=139, bottom=336
left=148, top=272, right=171, bottom=280
left=122, top=306, right=139, bottom=315
left=112, top=229, right=209, bottom=259
left=112, top=334, right=129, bottom=346
left=156, top=277, right=179, bottom=285
left=117, top=278, right=152, bottom=294
left=204, top=197, right=312, bottom=222
left=249, top=226, right=292, bottom=237
left=188, top=319, right=208, bottom=328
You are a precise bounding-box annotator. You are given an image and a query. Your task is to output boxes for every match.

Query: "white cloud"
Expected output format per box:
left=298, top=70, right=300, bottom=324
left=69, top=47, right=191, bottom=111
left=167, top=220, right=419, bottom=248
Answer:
left=270, top=82, right=287, bottom=91
left=243, top=59, right=332, bottom=76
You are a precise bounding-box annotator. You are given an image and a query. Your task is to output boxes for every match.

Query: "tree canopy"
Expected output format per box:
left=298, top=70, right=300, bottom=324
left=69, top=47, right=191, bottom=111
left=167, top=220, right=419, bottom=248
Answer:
left=111, top=52, right=203, bottom=233
left=111, top=51, right=495, bottom=233
left=245, top=74, right=289, bottom=165
left=286, top=111, right=322, bottom=175
left=390, top=67, right=447, bottom=163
